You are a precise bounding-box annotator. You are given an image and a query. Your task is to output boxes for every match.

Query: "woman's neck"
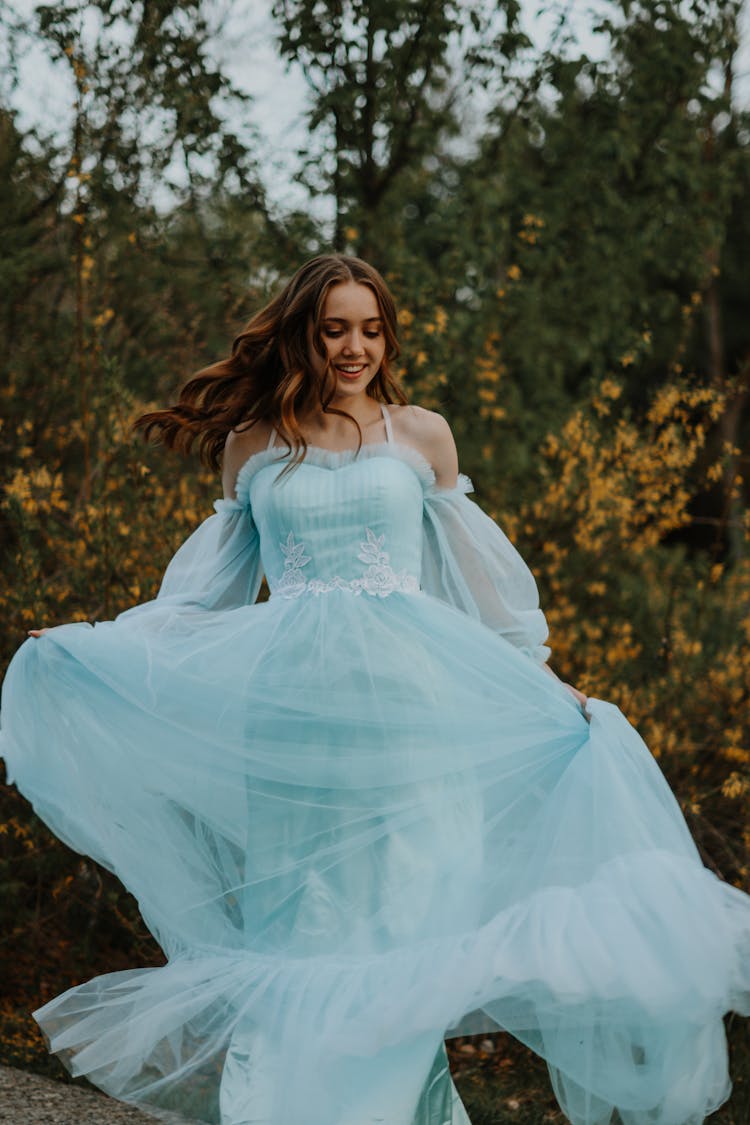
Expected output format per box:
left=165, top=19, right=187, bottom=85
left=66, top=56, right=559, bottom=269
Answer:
left=297, top=396, right=384, bottom=438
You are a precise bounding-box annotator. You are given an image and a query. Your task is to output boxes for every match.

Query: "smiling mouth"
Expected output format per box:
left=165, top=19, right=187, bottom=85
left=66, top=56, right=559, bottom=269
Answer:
left=335, top=364, right=367, bottom=377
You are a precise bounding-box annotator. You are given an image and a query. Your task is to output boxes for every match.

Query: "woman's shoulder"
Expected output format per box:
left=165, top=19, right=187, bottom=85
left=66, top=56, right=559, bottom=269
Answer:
left=386, top=404, right=458, bottom=489
left=384, top=403, right=455, bottom=445
left=222, top=421, right=275, bottom=498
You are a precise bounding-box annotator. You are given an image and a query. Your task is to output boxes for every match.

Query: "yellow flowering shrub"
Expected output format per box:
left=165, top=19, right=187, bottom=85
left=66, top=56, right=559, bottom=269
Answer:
left=486, top=377, right=749, bottom=890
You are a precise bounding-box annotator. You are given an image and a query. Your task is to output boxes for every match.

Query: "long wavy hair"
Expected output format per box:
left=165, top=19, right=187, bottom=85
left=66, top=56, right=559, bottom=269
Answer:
left=133, top=254, right=408, bottom=476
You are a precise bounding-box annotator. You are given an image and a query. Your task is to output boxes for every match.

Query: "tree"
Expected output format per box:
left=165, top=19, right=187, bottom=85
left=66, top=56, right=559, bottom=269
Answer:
left=272, top=0, right=529, bottom=261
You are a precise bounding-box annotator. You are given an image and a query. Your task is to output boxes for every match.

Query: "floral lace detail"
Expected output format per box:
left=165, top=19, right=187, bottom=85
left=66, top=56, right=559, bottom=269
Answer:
left=276, top=531, right=312, bottom=597
left=272, top=528, right=420, bottom=599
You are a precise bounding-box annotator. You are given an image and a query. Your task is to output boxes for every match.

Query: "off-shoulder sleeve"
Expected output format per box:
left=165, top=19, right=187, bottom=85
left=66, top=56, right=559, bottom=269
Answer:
left=154, top=497, right=263, bottom=611
left=421, top=474, right=551, bottom=664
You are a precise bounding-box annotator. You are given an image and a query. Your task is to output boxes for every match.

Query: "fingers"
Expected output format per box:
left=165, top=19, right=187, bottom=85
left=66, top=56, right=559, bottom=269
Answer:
left=562, top=682, right=591, bottom=722
left=27, top=628, right=48, bottom=637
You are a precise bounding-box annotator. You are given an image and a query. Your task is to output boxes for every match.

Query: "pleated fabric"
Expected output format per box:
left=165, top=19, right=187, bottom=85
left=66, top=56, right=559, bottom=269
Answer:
left=1, top=434, right=749, bottom=1125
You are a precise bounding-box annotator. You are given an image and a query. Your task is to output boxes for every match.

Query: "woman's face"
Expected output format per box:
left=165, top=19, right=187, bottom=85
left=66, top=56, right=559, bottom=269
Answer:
left=307, top=281, right=387, bottom=396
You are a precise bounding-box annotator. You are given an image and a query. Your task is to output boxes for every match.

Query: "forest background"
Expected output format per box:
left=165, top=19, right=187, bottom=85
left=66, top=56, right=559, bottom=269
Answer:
left=0, top=1, right=749, bottom=1121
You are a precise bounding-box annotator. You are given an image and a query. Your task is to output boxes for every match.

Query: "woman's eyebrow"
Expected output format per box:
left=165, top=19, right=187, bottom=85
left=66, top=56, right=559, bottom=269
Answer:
left=321, top=316, right=383, bottom=324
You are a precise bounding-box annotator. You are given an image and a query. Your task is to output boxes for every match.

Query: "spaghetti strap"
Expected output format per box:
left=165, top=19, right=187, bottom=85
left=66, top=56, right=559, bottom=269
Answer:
left=380, top=402, right=393, bottom=445
left=266, top=423, right=278, bottom=451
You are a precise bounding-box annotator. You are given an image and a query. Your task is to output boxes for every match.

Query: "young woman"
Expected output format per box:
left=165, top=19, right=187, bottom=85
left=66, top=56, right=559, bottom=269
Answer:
left=2, top=254, right=748, bottom=1125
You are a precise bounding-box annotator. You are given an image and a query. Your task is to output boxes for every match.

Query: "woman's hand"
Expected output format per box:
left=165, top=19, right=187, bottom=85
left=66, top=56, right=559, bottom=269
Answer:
left=563, top=682, right=590, bottom=719
left=541, top=663, right=590, bottom=720
left=27, top=628, right=50, bottom=638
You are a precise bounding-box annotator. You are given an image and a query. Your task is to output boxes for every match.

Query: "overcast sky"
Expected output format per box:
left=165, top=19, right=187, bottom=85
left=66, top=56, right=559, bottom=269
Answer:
left=5, top=0, right=750, bottom=216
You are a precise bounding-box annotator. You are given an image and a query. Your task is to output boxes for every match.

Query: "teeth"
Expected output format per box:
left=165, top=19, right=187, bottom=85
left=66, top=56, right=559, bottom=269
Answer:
left=338, top=365, right=364, bottom=373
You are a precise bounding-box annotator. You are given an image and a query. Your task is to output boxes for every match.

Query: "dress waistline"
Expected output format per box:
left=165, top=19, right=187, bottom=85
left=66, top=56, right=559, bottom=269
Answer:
left=269, top=572, right=422, bottom=600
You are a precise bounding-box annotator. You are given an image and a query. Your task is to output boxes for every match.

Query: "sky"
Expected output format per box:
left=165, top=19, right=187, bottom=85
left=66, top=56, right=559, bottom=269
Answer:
left=5, top=0, right=750, bottom=217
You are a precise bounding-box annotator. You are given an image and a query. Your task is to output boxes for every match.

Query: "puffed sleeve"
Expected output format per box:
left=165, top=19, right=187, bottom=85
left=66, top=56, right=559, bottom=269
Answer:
left=421, top=474, right=551, bottom=664
left=154, top=497, right=263, bottom=611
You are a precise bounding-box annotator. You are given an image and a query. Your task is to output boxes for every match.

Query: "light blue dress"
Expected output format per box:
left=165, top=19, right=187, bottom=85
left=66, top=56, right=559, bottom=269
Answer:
left=1, top=403, right=749, bottom=1125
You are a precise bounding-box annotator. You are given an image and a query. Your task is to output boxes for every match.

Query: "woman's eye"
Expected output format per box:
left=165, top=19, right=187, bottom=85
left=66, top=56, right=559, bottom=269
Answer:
left=321, top=328, right=381, bottom=341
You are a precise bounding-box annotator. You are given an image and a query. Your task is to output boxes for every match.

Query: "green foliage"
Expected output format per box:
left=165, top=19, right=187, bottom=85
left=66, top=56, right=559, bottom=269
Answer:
left=447, top=0, right=743, bottom=437
left=273, top=0, right=529, bottom=256
left=36, top=0, right=259, bottom=199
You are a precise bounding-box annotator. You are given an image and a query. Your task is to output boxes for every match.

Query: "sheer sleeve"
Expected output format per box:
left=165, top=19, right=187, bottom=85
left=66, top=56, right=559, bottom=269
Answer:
left=421, top=474, right=551, bottom=665
left=154, top=497, right=263, bottom=611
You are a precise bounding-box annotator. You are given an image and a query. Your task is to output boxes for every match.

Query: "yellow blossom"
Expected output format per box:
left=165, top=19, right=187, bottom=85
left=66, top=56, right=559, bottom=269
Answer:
left=722, top=773, right=749, bottom=800
left=4, top=470, right=32, bottom=502
left=599, top=378, right=622, bottom=400
left=725, top=746, right=750, bottom=765
left=94, top=308, right=115, bottom=328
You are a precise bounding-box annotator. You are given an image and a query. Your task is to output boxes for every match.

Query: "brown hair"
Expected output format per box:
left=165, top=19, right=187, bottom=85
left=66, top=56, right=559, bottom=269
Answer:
left=133, top=253, right=408, bottom=475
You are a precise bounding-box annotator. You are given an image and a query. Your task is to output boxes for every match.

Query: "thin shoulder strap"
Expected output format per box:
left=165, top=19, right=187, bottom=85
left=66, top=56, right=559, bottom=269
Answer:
left=266, top=422, right=278, bottom=451
left=380, top=402, right=394, bottom=445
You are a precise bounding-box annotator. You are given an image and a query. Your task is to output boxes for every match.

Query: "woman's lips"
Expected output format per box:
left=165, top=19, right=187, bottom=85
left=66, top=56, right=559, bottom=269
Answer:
left=335, top=364, right=367, bottom=380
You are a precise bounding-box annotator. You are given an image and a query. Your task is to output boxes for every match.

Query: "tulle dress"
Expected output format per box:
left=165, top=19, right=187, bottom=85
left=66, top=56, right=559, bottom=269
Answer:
left=1, top=402, right=749, bottom=1125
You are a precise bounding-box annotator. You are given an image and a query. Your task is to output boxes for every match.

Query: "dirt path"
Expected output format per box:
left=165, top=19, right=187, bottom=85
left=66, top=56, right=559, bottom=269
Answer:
left=0, top=1066, right=171, bottom=1124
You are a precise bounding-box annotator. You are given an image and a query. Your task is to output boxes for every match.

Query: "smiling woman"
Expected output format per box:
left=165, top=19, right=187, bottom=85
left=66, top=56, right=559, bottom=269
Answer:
left=314, top=287, right=386, bottom=387
left=301, top=283, right=389, bottom=420
left=2, top=254, right=749, bottom=1125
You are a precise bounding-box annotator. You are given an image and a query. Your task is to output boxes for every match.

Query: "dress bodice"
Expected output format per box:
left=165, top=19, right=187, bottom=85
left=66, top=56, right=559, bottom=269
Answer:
left=152, top=402, right=550, bottom=662
left=235, top=405, right=432, bottom=600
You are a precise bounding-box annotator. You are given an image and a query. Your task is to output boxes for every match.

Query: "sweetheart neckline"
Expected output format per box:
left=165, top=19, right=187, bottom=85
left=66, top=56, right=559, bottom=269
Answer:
left=233, top=440, right=439, bottom=503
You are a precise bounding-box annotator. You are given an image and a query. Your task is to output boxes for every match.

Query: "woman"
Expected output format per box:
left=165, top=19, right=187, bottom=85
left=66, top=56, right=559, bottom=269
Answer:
left=2, top=253, right=748, bottom=1125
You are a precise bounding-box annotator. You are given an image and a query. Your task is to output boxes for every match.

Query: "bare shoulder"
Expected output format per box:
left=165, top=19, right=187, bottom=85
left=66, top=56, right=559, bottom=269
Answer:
left=386, top=404, right=458, bottom=489
left=222, top=420, right=275, bottom=499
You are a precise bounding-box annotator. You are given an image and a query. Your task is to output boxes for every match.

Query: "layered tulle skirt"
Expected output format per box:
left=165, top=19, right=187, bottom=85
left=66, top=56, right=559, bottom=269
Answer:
left=1, top=587, right=749, bottom=1125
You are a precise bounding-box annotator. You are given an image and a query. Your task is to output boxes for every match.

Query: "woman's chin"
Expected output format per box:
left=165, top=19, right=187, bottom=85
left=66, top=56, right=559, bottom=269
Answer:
left=333, top=372, right=375, bottom=395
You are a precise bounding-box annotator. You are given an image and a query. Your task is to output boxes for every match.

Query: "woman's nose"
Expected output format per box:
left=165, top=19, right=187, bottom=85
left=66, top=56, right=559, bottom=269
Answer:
left=342, top=331, right=364, bottom=354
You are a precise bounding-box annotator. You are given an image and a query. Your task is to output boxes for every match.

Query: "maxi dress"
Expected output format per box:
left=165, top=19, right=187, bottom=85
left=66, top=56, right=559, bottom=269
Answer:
left=1, top=402, right=750, bottom=1125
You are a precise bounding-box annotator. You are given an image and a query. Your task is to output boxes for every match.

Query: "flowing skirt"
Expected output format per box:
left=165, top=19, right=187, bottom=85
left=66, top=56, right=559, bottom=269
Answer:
left=1, top=588, right=749, bottom=1125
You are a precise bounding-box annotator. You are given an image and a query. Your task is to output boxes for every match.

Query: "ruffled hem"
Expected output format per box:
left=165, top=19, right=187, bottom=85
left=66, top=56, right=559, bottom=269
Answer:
left=33, top=803, right=749, bottom=1125
left=8, top=683, right=750, bottom=1125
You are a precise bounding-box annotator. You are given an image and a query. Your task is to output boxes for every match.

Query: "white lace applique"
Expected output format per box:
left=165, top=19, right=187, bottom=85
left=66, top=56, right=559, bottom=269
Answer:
left=276, top=531, right=312, bottom=597
left=353, top=527, right=418, bottom=597
left=273, top=528, right=420, bottom=599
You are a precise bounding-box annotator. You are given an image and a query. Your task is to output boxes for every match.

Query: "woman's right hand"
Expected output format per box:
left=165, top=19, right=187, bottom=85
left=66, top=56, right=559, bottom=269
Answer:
left=27, top=628, right=50, bottom=637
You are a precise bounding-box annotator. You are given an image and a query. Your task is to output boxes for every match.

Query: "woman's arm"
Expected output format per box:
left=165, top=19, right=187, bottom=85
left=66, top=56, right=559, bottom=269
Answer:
left=415, top=407, right=589, bottom=714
